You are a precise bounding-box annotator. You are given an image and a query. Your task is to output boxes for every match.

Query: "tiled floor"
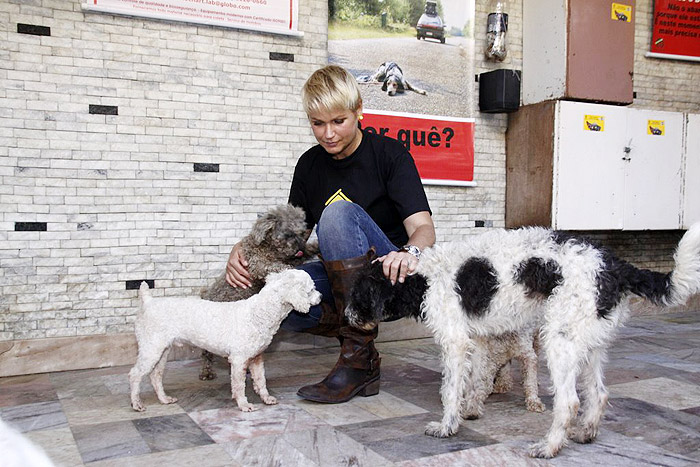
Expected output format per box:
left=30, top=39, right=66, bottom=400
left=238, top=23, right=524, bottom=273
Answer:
left=2, top=310, right=700, bottom=466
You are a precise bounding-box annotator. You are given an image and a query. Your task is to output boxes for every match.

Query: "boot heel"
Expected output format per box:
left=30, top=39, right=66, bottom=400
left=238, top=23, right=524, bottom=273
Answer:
left=359, top=379, right=380, bottom=397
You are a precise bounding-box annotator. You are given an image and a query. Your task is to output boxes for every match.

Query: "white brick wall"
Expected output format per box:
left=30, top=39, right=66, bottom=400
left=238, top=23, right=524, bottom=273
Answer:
left=1, top=0, right=333, bottom=340
left=0, top=0, right=513, bottom=341
left=1, top=1, right=697, bottom=342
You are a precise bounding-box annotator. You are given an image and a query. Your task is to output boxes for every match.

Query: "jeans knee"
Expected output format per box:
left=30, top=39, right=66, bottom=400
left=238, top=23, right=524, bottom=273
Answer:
left=319, top=200, right=355, bottom=226
left=318, top=201, right=357, bottom=240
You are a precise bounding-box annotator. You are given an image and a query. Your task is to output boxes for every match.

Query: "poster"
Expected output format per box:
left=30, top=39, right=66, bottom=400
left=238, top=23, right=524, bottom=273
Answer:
left=329, top=0, right=476, bottom=185
left=82, top=0, right=300, bottom=36
left=363, top=109, right=475, bottom=185
left=648, top=0, right=700, bottom=61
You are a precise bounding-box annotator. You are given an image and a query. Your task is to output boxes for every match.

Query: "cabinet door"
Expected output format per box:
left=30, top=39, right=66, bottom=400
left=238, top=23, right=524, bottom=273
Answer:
left=623, top=110, right=683, bottom=230
left=567, top=0, right=635, bottom=104
left=684, top=113, right=700, bottom=228
left=553, top=101, right=627, bottom=230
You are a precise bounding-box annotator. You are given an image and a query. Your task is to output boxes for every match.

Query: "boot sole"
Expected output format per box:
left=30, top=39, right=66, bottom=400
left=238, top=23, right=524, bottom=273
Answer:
left=297, top=376, right=380, bottom=404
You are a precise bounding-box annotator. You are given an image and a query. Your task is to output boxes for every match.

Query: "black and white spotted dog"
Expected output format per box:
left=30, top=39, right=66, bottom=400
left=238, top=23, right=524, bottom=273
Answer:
left=347, top=225, right=700, bottom=458
left=357, top=62, right=427, bottom=96
left=349, top=261, right=544, bottom=419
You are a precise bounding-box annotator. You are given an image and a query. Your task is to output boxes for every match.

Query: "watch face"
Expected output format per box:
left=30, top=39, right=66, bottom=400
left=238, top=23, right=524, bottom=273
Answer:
left=403, top=245, right=421, bottom=258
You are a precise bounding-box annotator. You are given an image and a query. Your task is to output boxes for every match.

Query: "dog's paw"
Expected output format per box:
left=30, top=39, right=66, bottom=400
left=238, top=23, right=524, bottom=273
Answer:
left=131, top=401, right=146, bottom=412
left=261, top=395, right=278, bottom=405
left=160, top=396, right=178, bottom=405
left=424, top=421, right=457, bottom=438
left=460, top=399, right=483, bottom=420
left=526, top=398, right=546, bottom=413
left=528, top=441, right=560, bottom=459
left=238, top=403, right=257, bottom=412
left=568, top=424, right=598, bottom=444
left=198, top=370, right=217, bottom=381
left=491, top=380, right=513, bottom=394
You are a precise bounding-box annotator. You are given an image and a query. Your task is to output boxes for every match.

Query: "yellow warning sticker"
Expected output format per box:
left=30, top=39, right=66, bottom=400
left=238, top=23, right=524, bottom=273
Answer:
left=325, top=188, right=352, bottom=206
left=647, top=120, right=665, bottom=136
left=611, top=3, right=632, bottom=22
left=583, top=115, right=604, bottom=132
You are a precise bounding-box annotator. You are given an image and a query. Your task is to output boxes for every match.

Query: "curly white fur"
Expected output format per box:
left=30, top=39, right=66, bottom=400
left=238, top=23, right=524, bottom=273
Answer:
left=417, top=224, right=700, bottom=458
left=129, top=270, right=322, bottom=413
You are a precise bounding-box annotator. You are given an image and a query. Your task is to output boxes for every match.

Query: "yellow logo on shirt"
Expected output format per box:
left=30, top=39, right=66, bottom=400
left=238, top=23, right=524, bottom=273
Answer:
left=325, top=189, right=352, bottom=206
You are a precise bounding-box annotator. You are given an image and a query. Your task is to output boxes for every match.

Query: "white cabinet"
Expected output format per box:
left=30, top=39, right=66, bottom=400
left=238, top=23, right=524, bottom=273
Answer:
left=684, top=113, right=700, bottom=228
left=507, top=101, right=685, bottom=230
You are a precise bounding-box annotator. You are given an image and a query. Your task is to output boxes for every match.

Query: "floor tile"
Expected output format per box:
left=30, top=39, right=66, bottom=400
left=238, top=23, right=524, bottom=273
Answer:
left=603, top=397, right=700, bottom=460
left=0, top=400, right=68, bottom=433
left=609, top=377, right=700, bottom=410
left=88, top=444, right=238, bottom=467
left=190, top=403, right=328, bottom=443
left=71, top=419, right=151, bottom=463
left=132, top=413, right=215, bottom=452
left=220, top=433, right=315, bottom=466
left=61, top=393, right=185, bottom=425
left=281, top=427, right=390, bottom=466
left=24, top=426, right=83, bottom=467
left=0, top=374, right=58, bottom=408
left=2, top=310, right=700, bottom=466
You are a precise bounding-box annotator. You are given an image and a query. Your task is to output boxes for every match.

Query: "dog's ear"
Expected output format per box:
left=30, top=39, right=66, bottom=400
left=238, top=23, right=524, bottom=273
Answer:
left=381, top=81, right=387, bottom=92
left=286, top=275, right=319, bottom=313
left=250, top=213, right=276, bottom=245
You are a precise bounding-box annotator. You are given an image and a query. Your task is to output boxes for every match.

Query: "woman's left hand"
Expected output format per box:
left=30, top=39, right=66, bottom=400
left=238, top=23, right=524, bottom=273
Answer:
left=378, top=249, right=418, bottom=285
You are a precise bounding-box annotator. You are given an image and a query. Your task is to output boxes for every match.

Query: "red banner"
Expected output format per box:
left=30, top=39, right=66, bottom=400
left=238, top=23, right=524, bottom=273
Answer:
left=362, top=109, right=475, bottom=186
left=650, top=0, right=700, bottom=60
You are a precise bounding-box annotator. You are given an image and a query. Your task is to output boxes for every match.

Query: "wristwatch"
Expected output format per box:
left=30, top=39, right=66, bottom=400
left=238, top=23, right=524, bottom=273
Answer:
left=401, top=244, right=421, bottom=260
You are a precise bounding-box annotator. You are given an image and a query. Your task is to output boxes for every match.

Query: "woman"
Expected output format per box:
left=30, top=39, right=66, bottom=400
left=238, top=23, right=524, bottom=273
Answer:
left=225, top=65, right=435, bottom=403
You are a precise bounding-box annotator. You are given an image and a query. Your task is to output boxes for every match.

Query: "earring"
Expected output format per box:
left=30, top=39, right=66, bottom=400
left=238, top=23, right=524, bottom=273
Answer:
left=358, top=115, right=364, bottom=120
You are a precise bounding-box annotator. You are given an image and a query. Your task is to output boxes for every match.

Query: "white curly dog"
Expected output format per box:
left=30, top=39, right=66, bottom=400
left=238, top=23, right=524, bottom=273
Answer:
left=347, top=224, right=700, bottom=458
left=129, top=269, right=322, bottom=413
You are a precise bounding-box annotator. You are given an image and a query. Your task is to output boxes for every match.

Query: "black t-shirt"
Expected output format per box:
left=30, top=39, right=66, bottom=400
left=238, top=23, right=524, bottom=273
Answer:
left=288, top=130, right=431, bottom=247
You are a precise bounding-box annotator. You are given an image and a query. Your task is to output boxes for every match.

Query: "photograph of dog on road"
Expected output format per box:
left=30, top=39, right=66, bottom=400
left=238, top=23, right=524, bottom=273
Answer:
left=357, top=61, right=428, bottom=96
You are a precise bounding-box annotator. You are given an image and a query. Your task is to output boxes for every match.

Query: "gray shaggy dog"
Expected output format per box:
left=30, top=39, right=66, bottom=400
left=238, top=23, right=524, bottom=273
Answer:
left=198, top=204, right=317, bottom=380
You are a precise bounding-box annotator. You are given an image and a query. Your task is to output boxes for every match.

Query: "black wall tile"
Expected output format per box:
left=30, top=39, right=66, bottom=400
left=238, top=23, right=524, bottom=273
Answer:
left=15, top=222, right=47, bottom=231
left=17, top=24, right=51, bottom=36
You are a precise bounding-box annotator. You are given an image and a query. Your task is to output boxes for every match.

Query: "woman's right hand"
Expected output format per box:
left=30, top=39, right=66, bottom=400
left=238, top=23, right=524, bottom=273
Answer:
left=225, top=243, right=252, bottom=288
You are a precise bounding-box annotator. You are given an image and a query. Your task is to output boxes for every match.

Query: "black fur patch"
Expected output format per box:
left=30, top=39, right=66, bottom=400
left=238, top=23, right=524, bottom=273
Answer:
left=596, top=249, right=671, bottom=318
left=515, top=257, right=562, bottom=298
left=454, top=257, right=499, bottom=318
left=349, top=262, right=427, bottom=324
left=551, top=231, right=672, bottom=318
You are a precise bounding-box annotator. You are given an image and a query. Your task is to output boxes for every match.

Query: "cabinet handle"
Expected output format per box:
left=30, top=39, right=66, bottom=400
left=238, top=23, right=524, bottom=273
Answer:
left=622, top=146, right=631, bottom=161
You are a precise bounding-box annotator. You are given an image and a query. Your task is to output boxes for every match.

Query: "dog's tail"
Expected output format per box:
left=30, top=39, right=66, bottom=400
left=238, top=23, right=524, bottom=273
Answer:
left=138, top=281, right=152, bottom=315
left=618, top=222, right=700, bottom=307
left=664, top=222, right=700, bottom=306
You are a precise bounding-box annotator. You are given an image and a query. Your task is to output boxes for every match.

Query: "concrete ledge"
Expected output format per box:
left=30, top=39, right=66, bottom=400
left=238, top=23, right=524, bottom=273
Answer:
left=0, top=319, right=432, bottom=378
left=3, top=294, right=696, bottom=378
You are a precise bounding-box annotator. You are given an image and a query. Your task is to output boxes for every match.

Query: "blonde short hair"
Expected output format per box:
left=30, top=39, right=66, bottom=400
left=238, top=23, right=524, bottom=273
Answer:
left=302, top=65, right=362, bottom=116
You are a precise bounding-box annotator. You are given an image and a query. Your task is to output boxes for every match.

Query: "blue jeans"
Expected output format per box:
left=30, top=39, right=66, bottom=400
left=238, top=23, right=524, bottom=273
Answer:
left=281, top=201, right=399, bottom=332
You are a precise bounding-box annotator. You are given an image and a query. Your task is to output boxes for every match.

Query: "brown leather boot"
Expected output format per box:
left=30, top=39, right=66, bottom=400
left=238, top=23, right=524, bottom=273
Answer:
left=303, top=301, right=343, bottom=338
left=297, top=248, right=380, bottom=403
